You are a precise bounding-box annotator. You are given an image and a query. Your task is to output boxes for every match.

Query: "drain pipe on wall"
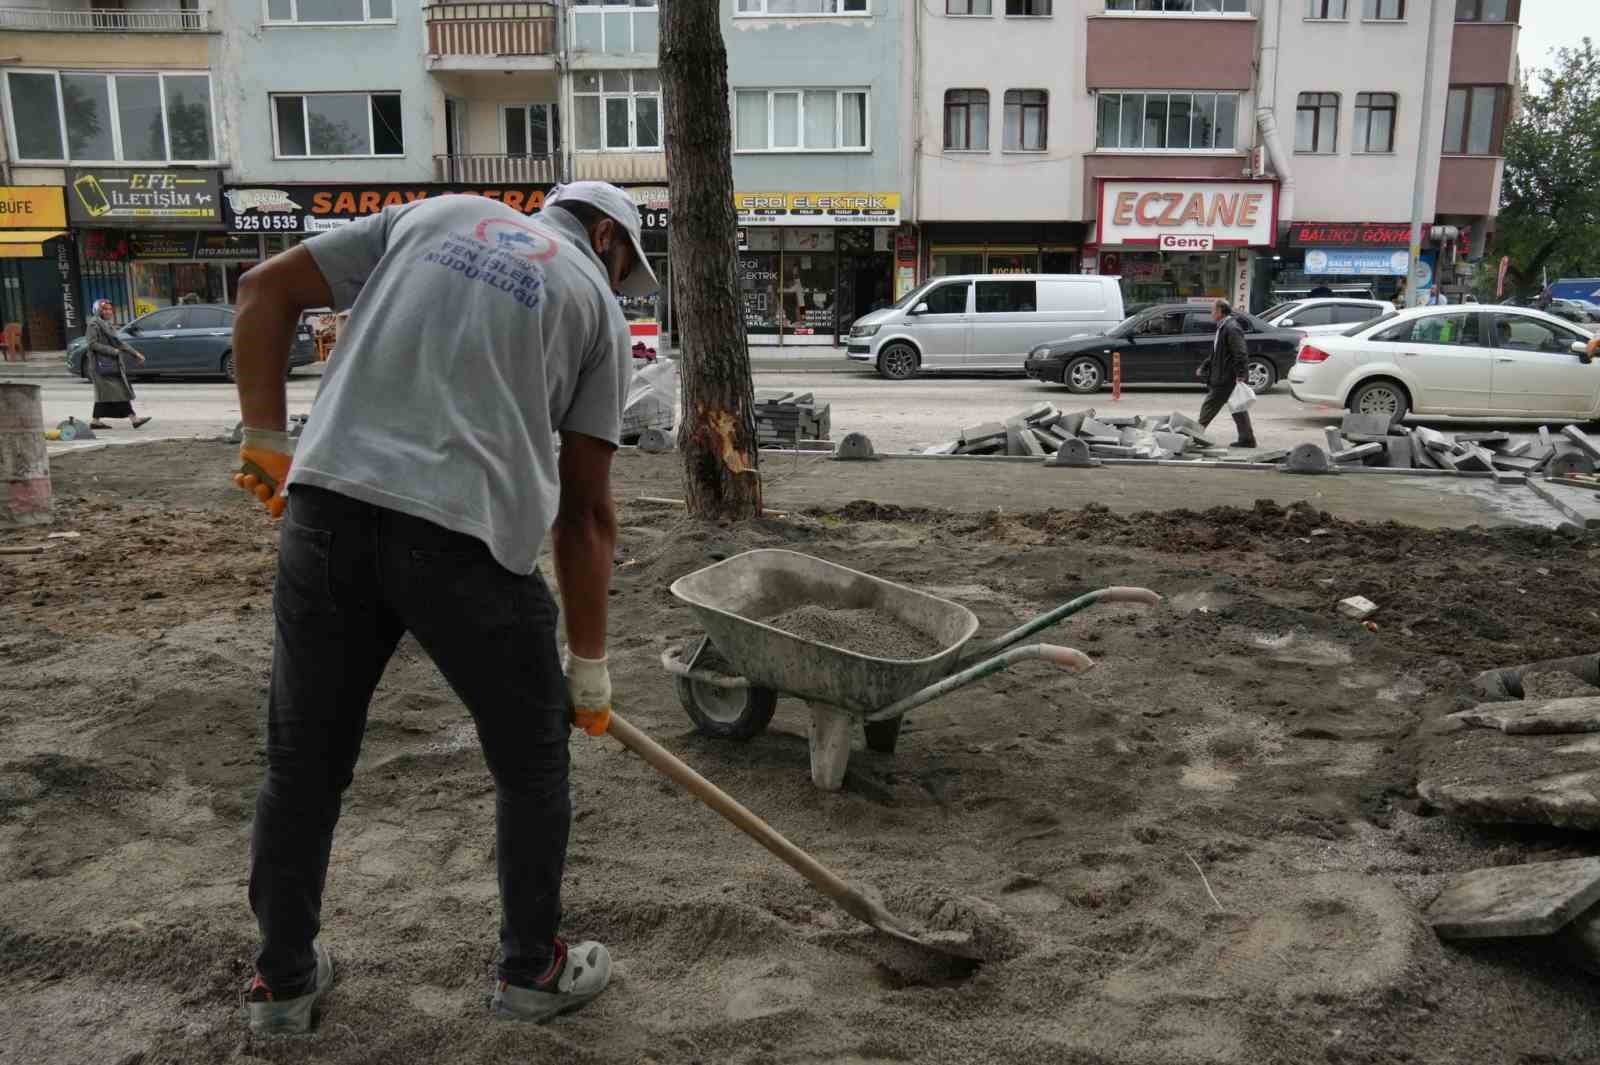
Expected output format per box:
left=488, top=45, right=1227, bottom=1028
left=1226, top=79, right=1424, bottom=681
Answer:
left=1254, top=0, right=1294, bottom=231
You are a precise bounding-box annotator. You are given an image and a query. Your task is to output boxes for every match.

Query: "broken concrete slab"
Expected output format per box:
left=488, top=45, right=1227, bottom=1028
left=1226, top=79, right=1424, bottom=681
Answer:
left=1049, top=437, right=1099, bottom=468
left=1454, top=446, right=1496, bottom=473
left=1340, top=411, right=1393, bottom=440
left=1029, top=428, right=1061, bottom=454
left=1528, top=479, right=1600, bottom=530
left=1456, top=431, right=1513, bottom=447
left=959, top=421, right=1006, bottom=448
left=1055, top=410, right=1091, bottom=437
left=1006, top=425, right=1044, bottom=457
left=1283, top=442, right=1335, bottom=474
left=1491, top=455, right=1547, bottom=474
left=1088, top=444, right=1136, bottom=458
left=1493, top=470, right=1527, bottom=486
left=1324, top=428, right=1347, bottom=453
left=1017, top=402, right=1058, bottom=426
left=1417, top=727, right=1600, bottom=830
left=1425, top=858, right=1600, bottom=940
left=1099, top=414, right=1143, bottom=428
left=1384, top=438, right=1413, bottom=469
left=1501, top=439, right=1534, bottom=458
left=1450, top=696, right=1600, bottom=736
left=1154, top=431, right=1189, bottom=455
left=1337, top=595, right=1378, bottom=620
left=1415, top=426, right=1454, bottom=451
left=1249, top=448, right=1291, bottom=464
left=1410, top=433, right=1442, bottom=469
left=1078, top=417, right=1118, bottom=439
left=1523, top=669, right=1600, bottom=700
left=1471, top=654, right=1600, bottom=702
left=1331, top=442, right=1384, bottom=464
left=1562, top=425, right=1600, bottom=462
left=1539, top=425, right=1554, bottom=449
left=1167, top=411, right=1204, bottom=435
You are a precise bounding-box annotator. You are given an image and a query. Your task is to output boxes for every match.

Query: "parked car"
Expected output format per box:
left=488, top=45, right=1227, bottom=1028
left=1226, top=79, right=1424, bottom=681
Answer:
left=846, top=274, right=1126, bottom=380
left=1546, top=298, right=1600, bottom=325
left=67, top=304, right=317, bottom=381
left=1288, top=305, right=1600, bottom=423
left=1023, top=304, right=1303, bottom=394
left=1260, top=297, right=1393, bottom=337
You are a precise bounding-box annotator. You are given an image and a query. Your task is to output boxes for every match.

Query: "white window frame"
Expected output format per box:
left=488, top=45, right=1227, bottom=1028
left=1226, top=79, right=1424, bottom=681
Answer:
left=500, top=102, right=558, bottom=156
left=732, top=87, right=870, bottom=153
left=263, top=0, right=397, bottom=26
left=270, top=91, right=405, bottom=159
left=1306, top=0, right=1347, bottom=17
left=1361, top=0, right=1404, bottom=19
left=1, top=68, right=218, bottom=165
left=569, top=0, right=659, bottom=54
left=573, top=71, right=662, bottom=153
left=1092, top=90, right=1241, bottom=152
left=734, top=0, right=869, bottom=17
left=1102, top=0, right=1251, bottom=16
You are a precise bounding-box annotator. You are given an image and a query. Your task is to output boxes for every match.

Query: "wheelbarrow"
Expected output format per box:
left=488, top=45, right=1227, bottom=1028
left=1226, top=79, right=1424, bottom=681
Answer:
left=663, top=549, right=1162, bottom=790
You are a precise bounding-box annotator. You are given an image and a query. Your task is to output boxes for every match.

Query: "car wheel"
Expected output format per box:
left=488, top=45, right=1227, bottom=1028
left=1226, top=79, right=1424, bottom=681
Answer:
left=1062, top=355, right=1104, bottom=394
left=1246, top=357, right=1276, bottom=393
left=1349, top=378, right=1410, bottom=425
left=877, top=343, right=919, bottom=381
left=221, top=350, right=236, bottom=383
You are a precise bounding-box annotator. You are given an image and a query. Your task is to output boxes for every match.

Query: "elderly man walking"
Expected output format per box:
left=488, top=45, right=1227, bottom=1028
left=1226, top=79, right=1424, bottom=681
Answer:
left=1193, top=298, right=1257, bottom=449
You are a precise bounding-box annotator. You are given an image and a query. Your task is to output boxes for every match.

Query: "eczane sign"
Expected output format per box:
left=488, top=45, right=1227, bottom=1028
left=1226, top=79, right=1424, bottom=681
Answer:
left=1097, top=179, right=1278, bottom=249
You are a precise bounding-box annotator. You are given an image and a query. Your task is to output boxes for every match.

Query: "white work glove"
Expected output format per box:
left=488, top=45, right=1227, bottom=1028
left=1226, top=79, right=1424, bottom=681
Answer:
left=565, top=651, right=612, bottom=735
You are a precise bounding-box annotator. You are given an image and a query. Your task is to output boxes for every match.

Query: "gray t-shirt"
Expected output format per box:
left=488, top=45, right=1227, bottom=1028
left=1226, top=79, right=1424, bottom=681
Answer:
left=287, top=196, right=630, bottom=575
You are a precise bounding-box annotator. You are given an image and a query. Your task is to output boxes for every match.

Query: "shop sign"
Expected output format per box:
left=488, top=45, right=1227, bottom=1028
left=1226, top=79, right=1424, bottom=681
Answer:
left=1287, top=222, right=1412, bottom=248
left=67, top=169, right=221, bottom=226
left=1159, top=234, right=1214, bottom=252
left=0, top=186, right=67, bottom=230
left=641, top=207, right=669, bottom=231
left=121, top=232, right=262, bottom=261
left=128, top=232, right=195, bottom=259
left=1097, top=180, right=1277, bottom=249
left=222, top=183, right=552, bottom=234
left=1304, top=248, right=1411, bottom=277
left=735, top=192, right=900, bottom=227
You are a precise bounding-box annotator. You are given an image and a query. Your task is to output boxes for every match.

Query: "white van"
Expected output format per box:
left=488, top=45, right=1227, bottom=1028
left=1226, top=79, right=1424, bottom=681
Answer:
left=846, top=274, right=1126, bottom=380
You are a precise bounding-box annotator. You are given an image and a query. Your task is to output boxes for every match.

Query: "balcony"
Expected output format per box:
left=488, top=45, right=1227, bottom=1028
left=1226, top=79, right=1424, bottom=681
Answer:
left=435, top=153, right=562, bottom=184
left=425, top=2, right=557, bottom=70
left=0, top=6, right=208, bottom=31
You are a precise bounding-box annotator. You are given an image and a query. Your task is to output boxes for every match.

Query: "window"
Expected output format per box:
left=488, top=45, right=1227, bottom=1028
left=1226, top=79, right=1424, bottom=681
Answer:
left=571, top=0, right=658, bottom=55
left=1095, top=91, right=1237, bottom=150
left=734, top=88, right=867, bottom=152
left=944, top=89, right=989, bottom=151
left=3, top=70, right=215, bottom=163
left=1003, top=90, right=1047, bottom=151
left=186, top=308, right=228, bottom=329
left=921, top=281, right=970, bottom=314
left=1443, top=85, right=1506, bottom=154
left=1333, top=304, right=1381, bottom=324
left=1308, top=0, right=1346, bottom=16
left=1490, top=314, right=1584, bottom=352
left=1105, top=1, right=1250, bottom=13
left=947, top=0, right=991, bottom=12
left=575, top=70, right=660, bottom=151
left=265, top=0, right=393, bottom=22
left=976, top=280, right=1035, bottom=313
left=135, top=308, right=187, bottom=331
left=503, top=103, right=559, bottom=155
left=1295, top=92, right=1338, bottom=152
left=1006, top=0, right=1050, bottom=14
left=1289, top=305, right=1338, bottom=326
left=1353, top=92, right=1396, bottom=152
left=1377, top=313, right=1480, bottom=345
left=1456, top=0, right=1513, bottom=21
left=1137, top=311, right=1188, bottom=335
left=1362, top=0, right=1402, bottom=17
left=735, top=0, right=867, bottom=14
left=273, top=92, right=402, bottom=157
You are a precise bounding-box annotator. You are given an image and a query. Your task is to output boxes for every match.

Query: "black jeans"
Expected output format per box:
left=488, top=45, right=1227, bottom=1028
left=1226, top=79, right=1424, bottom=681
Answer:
left=1197, top=381, right=1235, bottom=429
left=250, top=485, right=572, bottom=994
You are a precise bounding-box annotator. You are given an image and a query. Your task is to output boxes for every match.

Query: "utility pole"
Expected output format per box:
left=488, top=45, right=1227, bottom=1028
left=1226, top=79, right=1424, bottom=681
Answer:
left=1405, top=0, right=1445, bottom=308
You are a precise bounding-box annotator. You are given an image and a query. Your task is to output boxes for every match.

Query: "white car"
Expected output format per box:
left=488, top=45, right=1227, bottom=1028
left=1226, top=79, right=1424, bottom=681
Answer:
left=1261, top=297, right=1393, bottom=337
left=1288, top=305, right=1600, bottom=422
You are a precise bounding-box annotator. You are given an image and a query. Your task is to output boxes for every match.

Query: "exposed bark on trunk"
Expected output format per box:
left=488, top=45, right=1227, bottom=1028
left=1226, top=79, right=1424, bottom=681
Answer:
left=661, top=0, right=762, bottom=520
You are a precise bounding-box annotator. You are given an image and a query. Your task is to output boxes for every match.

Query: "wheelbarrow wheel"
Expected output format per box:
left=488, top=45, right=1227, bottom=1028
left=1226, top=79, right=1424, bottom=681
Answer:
left=676, top=678, right=778, bottom=741
left=863, top=716, right=904, bottom=754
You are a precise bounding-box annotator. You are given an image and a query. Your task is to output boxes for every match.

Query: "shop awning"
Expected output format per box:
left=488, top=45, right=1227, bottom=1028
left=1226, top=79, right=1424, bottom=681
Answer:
left=0, top=230, right=64, bottom=259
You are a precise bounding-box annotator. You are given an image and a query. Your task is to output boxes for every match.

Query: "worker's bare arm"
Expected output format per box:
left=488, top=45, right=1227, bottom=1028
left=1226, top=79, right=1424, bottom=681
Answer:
left=234, top=246, right=335, bottom=431
left=553, top=431, right=619, bottom=660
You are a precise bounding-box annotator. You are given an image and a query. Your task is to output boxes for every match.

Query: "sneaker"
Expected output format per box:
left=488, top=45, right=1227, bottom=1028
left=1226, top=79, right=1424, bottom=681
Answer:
left=245, top=942, right=334, bottom=1035
left=493, top=939, right=611, bottom=1023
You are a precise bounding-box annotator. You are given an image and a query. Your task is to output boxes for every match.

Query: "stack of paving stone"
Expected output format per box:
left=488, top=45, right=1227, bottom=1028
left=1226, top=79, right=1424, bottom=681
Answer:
left=755, top=391, right=832, bottom=449
left=923, top=404, right=1236, bottom=461
left=1314, top=413, right=1600, bottom=481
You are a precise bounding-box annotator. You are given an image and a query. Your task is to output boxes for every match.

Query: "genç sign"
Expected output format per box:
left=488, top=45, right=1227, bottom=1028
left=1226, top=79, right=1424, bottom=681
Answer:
left=1097, top=179, right=1278, bottom=249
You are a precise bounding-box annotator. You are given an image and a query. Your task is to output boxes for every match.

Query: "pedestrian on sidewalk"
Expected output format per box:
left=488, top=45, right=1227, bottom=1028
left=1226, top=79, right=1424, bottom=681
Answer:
left=85, top=299, right=151, bottom=430
left=229, top=182, right=655, bottom=1035
left=1193, top=298, right=1257, bottom=449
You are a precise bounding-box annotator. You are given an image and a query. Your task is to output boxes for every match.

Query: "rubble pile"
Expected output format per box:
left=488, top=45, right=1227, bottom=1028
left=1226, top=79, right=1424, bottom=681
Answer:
left=755, top=391, right=832, bottom=449
left=924, top=403, right=1240, bottom=461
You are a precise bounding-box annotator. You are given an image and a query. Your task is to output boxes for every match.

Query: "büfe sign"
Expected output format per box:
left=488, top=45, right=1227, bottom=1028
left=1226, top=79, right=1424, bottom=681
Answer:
left=1097, top=179, right=1277, bottom=249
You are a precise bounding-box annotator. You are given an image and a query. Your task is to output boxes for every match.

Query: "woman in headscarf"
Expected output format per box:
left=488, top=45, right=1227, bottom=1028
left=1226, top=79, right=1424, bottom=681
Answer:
left=86, top=299, right=151, bottom=430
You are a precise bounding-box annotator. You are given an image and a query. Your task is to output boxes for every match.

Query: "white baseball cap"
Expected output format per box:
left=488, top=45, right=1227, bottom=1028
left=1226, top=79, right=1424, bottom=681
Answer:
left=545, top=181, right=659, bottom=299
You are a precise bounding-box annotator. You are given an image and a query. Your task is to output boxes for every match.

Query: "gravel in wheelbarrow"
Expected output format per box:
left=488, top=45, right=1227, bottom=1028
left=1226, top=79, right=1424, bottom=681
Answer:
left=761, top=604, right=943, bottom=661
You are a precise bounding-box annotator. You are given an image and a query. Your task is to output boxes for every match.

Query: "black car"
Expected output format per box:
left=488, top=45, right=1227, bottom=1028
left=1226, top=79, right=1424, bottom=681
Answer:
left=1023, top=303, right=1304, bottom=394
left=67, top=304, right=318, bottom=382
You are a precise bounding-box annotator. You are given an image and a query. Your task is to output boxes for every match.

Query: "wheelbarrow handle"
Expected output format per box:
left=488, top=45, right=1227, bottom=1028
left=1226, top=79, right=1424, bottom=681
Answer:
left=660, top=646, right=751, bottom=689
left=865, top=643, right=1094, bottom=723
left=960, top=585, right=1161, bottom=665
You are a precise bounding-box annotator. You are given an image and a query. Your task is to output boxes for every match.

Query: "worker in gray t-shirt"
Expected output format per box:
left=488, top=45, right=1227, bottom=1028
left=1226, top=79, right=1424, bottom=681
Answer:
left=228, top=182, right=656, bottom=1034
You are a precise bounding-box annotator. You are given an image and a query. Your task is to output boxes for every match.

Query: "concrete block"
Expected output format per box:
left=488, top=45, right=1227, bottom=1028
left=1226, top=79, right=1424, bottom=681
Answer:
left=1337, top=595, right=1378, bottom=620
left=1548, top=452, right=1599, bottom=479
left=1100, top=414, right=1142, bottom=428
left=1417, top=726, right=1600, bottom=830
left=1283, top=443, right=1335, bottom=474
left=1457, top=431, right=1512, bottom=447
left=1451, top=696, right=1600, bottom=735
left=1055, top=410, right=1091, bottom=437
left=1082, top=435, right=1123, bottom=446
left=1455, top=446, right=1495, bottom=473
left=1154, top=431, right=1189, bottom=455
left=1330, top=442, right=1383, bottom=464
left=1383, top=438, right=1413, bottom=469
left=1168, top=411, right=1204, bottom=435
left=1324, top=428, right=1346, bottom=453
left=1492, top=455, right=1545, bottom=473
left=923, top=442, right=959, bottom=456
left=1029, top=428, right=1061, bottom=454
left=959, top=421, right=1006, bottom=447
left=1410, top=432, right=1441, bottom=469
left=1435, top=449, right=1464, bottom=471
left=1539, top=425, right=1554, bottom=449
left=637, top=427, right=673, bottom=453
left=833, top=432, right=876, bottom=460
left=1078, top=417, right=1118, bottom=439
left=1415, top=426, right=1454, bottom=451
left=1018, top=402, right=1058, bottom=426
left=1426, top=858, right=1600, bottom=940
left=1341, top=411, right=1393, bottom=440
left=1049, top=437, right=1100, bottom=468
left=1088, top=444, right=1136, bottom=457
left=1562, top=425, right=1600, bottom=462
left=1494, top=470, right=1527, bottom=486
left=1501, top=439, right=1533, bottom=457
left=1250, top=448, right=1291, bottom=464
left=1006, top=425, right=1044, bottom=457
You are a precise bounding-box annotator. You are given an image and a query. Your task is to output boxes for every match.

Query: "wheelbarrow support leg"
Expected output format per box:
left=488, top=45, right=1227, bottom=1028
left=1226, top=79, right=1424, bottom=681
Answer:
left=807, top=702, right=853, bottom=791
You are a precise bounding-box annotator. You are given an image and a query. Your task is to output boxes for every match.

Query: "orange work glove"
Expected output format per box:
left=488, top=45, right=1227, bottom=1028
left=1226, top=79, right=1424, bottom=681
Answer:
left=233, top=427, right=293, bottom=520
left=565, top=651, right=613, bottom=736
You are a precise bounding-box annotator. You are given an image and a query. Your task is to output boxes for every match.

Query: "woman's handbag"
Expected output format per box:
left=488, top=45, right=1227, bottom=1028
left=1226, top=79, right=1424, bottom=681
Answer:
left=94, top=353, right=121, bottom=376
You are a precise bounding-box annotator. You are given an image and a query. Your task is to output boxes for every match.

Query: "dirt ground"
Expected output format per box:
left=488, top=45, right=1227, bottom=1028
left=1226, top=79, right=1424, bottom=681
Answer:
left=4, top=441, right=1600, bottom=1065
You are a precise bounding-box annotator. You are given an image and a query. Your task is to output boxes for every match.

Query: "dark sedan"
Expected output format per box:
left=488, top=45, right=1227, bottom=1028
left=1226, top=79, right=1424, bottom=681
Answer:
left=1023, top=303, right=1304, bottom=394
left=68, top=304, right=317, bottom=382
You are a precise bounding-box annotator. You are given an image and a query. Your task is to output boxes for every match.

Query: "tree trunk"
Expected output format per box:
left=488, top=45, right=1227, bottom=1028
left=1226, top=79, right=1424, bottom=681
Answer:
left=661, top=0, right=762, bottom=521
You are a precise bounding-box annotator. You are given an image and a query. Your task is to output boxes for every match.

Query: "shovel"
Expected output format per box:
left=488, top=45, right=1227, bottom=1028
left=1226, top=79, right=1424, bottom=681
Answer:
left=584, top=709, right=978, bottom=959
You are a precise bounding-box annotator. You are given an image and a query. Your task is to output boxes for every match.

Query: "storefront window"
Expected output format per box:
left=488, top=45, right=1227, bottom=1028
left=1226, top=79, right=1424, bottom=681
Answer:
left=779, top=228, right=836, bottom=337
left=129, top=260, right=226, bottom=316
left=1114, top=251, right=1233, bottom=309
left=739, top=228, right=780, bottom=337
left=985, top=249, right=1038, bottom=274
left=930, top=250, right=984, bottom=277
